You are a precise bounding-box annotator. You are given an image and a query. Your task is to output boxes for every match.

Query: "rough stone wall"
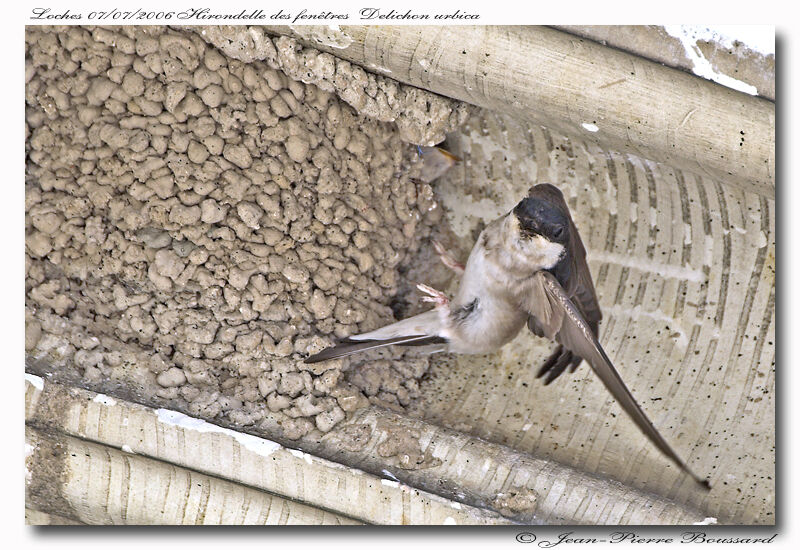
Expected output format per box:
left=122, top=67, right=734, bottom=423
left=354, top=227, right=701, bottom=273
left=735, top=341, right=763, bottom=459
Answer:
left=25, top=25, right=463, bottom=440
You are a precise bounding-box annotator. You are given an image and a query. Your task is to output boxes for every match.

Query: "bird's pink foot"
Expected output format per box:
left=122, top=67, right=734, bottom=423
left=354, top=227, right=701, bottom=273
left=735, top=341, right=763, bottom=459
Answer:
left=432, top=239, right=465, bottom=275
left=416, top=283, right=450, bottom=310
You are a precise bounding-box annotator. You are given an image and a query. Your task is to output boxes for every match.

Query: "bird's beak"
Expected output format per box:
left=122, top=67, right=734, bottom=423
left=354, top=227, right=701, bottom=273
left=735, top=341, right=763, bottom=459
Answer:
left=511, top=204, right=536, bottom=237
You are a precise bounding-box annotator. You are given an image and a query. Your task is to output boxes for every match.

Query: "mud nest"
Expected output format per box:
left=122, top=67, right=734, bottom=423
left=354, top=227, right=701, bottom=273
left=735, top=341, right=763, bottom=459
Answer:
left=25, top=25, right=468, bottom=440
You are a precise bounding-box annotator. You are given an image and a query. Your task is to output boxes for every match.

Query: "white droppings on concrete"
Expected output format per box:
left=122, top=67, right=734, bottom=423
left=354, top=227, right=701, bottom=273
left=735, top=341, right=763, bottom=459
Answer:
left=674, top=26, right=774, bottom=57
left=684, top=224, right=693, bottom=245
left=288, top=448, right=314, bottom=465
left=290, top=24, right=354, bottom=50
left=121, top=444, right=134, bottom=454
left=93, top=393, right=117, bottom=406
left=630, top=203, right=639, bottom=223
left=25, top=373, right=44, bottom=391
left=704, top=233, right=715, bottom=266
left=450, top=502, right=462, bottom=510
left=581, top=122, right=599, bottom=132
left=731, top=224, right=748, bottom=235
left=155, top=408, right=282, bottom=457
left=603, top=172, right=618, bottom=215
left=443, top=516, right=457, bottom=525
left=368, top=63, right=393, bottom=75
left=757, top=230, right=768, bottom=249
left=522, top=423, right=532, bottom=432
left=381, top=478, right=400, bottom=488
left=693, top=516, right=718, bottom=525
left=663, top=26, right=763, bottom=95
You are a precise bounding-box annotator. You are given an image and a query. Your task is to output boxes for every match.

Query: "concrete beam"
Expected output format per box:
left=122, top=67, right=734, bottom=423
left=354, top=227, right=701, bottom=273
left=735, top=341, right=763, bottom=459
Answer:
left=265, top=25, right=774, bottom=197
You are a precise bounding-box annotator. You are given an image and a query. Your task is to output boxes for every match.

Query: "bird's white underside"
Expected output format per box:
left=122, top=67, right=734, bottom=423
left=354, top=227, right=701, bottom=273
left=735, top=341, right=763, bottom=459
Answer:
left=348, top=213, right=563, bottom=354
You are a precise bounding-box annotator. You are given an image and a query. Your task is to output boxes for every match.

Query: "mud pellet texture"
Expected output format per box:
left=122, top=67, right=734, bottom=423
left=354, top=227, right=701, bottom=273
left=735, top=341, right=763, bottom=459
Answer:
left=185, top=26, right=470, bottom=145
left=25, top=25, right=449, bottom=439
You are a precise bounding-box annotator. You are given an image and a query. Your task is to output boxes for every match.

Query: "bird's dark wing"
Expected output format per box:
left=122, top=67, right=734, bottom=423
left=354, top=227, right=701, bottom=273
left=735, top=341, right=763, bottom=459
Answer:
left=524, top=270, right=709, bottom=489
left=526, top=184, right=602, bottom=382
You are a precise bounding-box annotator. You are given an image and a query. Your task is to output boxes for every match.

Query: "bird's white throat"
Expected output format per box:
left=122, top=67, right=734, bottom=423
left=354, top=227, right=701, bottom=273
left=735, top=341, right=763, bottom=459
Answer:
left=520, top=234, right=564, bottom=269
left=506, top=215, right=565, bottom=270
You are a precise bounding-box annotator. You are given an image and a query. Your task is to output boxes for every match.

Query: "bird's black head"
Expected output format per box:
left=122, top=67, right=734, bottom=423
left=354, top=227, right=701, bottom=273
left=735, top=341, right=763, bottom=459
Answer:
left=512, top=197, right=570, bottom=245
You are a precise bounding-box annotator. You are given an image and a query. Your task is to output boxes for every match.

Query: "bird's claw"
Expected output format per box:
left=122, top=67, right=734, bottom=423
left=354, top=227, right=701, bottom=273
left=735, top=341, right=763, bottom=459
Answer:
left=432, top=239, right=465, bottom=275
left=416, top=283, right=450, bottom=309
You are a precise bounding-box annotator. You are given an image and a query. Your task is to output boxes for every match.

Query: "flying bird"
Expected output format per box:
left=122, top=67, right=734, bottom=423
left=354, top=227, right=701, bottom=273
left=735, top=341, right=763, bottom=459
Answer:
left=306, top=183, right=710, bottom=489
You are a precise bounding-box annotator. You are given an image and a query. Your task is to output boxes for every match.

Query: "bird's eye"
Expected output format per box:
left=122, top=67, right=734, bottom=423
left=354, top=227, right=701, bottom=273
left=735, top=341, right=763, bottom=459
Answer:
left=553, top=227, right=564, bottom=239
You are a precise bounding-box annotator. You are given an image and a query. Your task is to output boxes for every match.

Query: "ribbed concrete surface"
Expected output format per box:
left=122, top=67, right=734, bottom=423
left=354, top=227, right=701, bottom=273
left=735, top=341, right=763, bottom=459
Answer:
left=24, top=376, right=510, bottom=525
left=26, top=427, right=363, bottom=525
left=412, top=109, right=774, bottom=524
